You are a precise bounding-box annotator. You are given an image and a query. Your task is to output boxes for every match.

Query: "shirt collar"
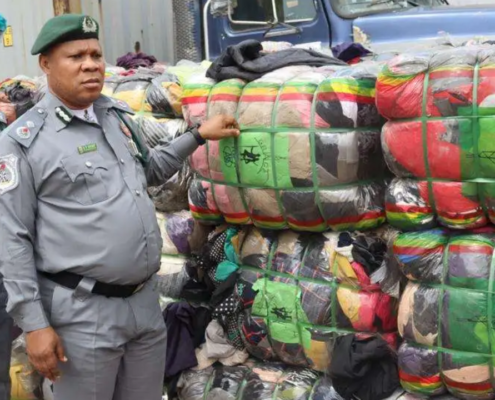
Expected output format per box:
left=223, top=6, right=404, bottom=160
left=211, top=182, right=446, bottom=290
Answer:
left=41, top=92, right=110, bottom=132
left=39, top=91, right=133, bottom=132
left=71, top=105, right=97, bottom=122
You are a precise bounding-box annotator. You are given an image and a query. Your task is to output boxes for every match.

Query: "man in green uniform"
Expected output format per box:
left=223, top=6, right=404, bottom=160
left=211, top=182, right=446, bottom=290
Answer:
left=0, top=14, right=239, bottom=400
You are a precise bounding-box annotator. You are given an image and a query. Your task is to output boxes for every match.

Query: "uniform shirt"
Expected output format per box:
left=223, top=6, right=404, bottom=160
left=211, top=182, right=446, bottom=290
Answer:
left=0, top=92, right=199, bottom=332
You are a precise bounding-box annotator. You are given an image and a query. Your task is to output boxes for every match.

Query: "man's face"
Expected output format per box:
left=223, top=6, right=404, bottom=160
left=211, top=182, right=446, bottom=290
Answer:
left=40, top=39, right=105, bottom=109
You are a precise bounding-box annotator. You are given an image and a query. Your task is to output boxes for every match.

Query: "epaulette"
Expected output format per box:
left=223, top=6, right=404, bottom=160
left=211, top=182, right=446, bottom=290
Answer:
left=4, top=106, right=47, bottom=148
left=107, top=96, right=135, bottom=115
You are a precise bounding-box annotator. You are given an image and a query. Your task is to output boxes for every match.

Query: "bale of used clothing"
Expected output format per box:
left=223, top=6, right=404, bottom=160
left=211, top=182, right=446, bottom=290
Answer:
left=148, top=163, right=193, bottom=214
left=104, top=69, right=193, bottom=152
left=176, top=361, right=413, bottom=400
left=376, top=46, right=495, bottom=230
left=0, top=102, right=15, bottom=126
left=132, top=115, right=188, bottom=148
left=394, top=227, right=495, bottom=399
left=155, top=211, right=212, bottom=302
left=197, top=226, right=398, bottom=373
left=385, top=177, right=495, bottom=231
left=104, top=69, right=194, bottom=212
left=184, top=63, right=388, bottom=232
left=0, top=77, right=40, bottom=124
left=177, top=361, right=326, bottom=400
left=109, top=71, right=183, bottom=117
left=0, top=111, right=6, bottom=131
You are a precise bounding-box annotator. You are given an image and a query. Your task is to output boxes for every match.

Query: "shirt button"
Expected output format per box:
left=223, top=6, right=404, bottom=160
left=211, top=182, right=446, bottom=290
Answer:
left=135, top=190, right=141, bottom=196
left=85, top=161, right=92, bottom=168
left=120, top=159, right=125, bottom=164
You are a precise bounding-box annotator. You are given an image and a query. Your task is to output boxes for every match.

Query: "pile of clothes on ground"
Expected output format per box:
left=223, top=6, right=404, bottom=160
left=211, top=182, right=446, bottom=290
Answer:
left=394, top=227, right=495, bottom=400
left=184, top=60, right=388, bottom=232
left=376, top=46, right=495, bottom=231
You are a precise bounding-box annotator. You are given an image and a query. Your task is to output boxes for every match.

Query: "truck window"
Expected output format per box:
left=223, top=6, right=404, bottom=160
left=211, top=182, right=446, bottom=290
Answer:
left=230, top=0, right=317, bottom=31
left=331, top=0, right=449, bottom=19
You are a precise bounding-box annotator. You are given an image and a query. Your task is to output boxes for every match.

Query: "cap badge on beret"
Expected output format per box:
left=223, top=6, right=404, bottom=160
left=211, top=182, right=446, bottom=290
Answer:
left=82, top=17, right=98, bottom=34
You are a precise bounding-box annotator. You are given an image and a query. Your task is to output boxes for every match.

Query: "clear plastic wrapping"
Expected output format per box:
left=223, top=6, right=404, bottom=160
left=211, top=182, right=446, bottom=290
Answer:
left=207, top=226, right=398, bottom=372
left=0, top=77, right=40, bottom=124
left=155, top=211, right=212, bottom=303
left=184, top=63, right=388, bottom=232
left=394, top=227, right=495, bottom=399
left=9, top=335, right=44, bottom=399
left=177, top=361, right=326, bottom=400
left=103, top=71, right=188, bottom=150
left=376, top=46, right=495, bottom=230
left=176, top=361, right=416, bottom=400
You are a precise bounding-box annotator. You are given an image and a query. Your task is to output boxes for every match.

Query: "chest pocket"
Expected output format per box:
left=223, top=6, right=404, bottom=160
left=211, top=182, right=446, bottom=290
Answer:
left=61, top=152, right=110, bottom=206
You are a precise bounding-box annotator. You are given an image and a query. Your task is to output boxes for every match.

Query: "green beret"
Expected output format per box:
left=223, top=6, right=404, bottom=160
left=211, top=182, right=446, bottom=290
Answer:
left=31, top=14, right=99, bottom=55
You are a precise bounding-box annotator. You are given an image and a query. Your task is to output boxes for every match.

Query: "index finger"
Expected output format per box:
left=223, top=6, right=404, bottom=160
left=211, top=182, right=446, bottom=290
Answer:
left=31, top=355, right=57, bottom=381
left=222, top=115, right=240, bottom=130
left=44, top=351, right=61, bottom=380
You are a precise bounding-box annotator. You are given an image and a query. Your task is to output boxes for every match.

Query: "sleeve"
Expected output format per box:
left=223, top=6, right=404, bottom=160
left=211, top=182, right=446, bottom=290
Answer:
left=116, top=109, right=200, bottom=188
left=144, top=131, right=199, bottom=187
left=0, top=139, right=49, bottom=332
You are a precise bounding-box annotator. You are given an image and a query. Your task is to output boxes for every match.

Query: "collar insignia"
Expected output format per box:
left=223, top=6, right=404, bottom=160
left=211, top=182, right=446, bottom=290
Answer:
left=55, top=106, right=73, bottom=124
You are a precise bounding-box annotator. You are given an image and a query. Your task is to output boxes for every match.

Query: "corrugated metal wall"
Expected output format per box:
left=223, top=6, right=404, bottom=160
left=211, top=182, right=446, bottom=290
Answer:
left=80, top=0, right=175, bottom=67
left=0, top=0, right=176, bottom=80
left=0, top=0, right=55, bottom=80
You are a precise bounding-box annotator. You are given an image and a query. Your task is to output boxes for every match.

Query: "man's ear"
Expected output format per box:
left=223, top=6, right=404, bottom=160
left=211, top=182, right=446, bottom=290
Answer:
left=39, top=54, right=50, bottom=75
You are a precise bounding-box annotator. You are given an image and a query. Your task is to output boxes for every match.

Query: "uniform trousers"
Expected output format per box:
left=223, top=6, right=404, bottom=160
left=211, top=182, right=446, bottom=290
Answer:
left=39, top=274, right=167, bottom=400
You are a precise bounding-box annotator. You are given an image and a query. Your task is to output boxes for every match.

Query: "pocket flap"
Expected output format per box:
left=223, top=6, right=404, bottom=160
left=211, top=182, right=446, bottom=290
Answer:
left=61, top=152, right=108, bottom=182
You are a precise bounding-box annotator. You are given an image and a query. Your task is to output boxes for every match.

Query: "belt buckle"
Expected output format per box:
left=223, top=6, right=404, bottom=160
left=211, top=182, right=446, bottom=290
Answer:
left=132, top=283, right=145, bottom=295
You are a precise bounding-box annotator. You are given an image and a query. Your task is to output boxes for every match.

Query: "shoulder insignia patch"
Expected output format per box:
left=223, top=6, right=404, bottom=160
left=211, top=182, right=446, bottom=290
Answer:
left=5, top=107, right=46, bottom=148
left=0, top=154, right=19, bottom=195
left=16, top=126, right=31, bottom=139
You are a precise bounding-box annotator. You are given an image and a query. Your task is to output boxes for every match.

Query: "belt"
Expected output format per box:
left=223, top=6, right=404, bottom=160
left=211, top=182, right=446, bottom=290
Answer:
left=39, top=271, right=145, bottom=298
